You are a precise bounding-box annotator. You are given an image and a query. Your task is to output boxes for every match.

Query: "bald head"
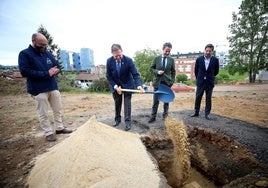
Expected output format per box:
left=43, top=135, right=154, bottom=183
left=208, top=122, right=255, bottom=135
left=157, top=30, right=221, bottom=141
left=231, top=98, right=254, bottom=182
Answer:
left=32, top=33, right=48, bottom=53
left=32, top=33, right=47, bottom=42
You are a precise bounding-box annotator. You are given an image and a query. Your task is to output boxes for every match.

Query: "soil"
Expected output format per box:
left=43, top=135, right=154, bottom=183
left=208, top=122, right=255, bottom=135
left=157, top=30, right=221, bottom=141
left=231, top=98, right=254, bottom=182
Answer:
left=0, top=84, right=268, bottom=187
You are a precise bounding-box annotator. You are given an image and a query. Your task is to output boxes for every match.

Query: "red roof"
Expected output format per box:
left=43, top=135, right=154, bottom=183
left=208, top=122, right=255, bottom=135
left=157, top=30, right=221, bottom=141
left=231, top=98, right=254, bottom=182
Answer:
left=75, top=73, right=104, bottom=81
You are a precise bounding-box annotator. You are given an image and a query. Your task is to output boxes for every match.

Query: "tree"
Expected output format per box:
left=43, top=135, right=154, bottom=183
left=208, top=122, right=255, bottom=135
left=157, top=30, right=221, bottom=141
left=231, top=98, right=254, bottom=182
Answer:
left=227, top=0, right=268, bottom=83
left=133, top=48, right=161, bottom=83
left=37, top=25, right=64, bottom=71
left=176, top=74, right=188, bottom=83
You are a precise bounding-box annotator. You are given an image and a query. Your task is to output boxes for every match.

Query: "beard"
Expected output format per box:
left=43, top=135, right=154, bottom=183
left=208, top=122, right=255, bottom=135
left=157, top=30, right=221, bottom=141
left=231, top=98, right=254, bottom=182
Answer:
left=34, top=45, right=46, bottom=53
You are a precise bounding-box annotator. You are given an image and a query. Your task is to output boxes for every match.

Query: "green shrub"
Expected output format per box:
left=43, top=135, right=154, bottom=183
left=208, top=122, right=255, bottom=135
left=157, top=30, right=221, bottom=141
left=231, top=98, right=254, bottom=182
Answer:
left=89, top=78, right=110, bottom=92
left=215, top=69, right=247, bottom=84
left=216, top=72, right=230, bottom=84
left=57, top=74, right=75, bottom=92
left=176, top=74, right=188, bottom=83
left=184, top=80, right=196, bottom=86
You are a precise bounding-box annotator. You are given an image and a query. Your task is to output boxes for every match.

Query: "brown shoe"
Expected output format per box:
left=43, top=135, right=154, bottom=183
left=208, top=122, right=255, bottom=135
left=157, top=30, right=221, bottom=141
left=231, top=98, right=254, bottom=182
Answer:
left=56, top=128, right=73, bottom=134
left=46, top=134, right=57, bottom=142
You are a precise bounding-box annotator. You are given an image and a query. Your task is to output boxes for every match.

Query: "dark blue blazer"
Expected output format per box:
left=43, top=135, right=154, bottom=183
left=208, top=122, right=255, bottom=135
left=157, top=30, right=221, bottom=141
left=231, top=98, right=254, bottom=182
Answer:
left=18, top=45, right=59, bottom=96
left=106, top=55, right=142, bottom=92
left=194, top=56, right=219, bottom=88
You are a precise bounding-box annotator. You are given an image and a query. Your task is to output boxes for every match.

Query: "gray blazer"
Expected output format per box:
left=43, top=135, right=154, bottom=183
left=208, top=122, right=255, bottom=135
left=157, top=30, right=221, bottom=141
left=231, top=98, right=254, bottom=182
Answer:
left=150, top=55, right=175, bottom=88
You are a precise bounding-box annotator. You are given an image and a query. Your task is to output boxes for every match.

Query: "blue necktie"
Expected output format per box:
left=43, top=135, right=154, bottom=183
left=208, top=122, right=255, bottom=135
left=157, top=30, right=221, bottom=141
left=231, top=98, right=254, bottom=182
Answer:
left=162, top=57, right=166, bottom=70
left=116, top=62, right=121, bottom=75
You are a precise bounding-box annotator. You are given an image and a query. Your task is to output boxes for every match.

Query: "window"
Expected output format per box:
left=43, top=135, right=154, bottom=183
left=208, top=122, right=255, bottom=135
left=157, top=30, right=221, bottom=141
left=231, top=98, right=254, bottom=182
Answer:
left=185, top=65, right=191, bottom=72
left=178, top=65, right=184, bottom=72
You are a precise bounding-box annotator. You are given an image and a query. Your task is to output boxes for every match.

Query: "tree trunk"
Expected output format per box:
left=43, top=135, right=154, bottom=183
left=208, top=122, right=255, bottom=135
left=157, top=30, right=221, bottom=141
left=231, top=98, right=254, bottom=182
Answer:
left=249, top=70, right=253, bottom=83
left=252, top=73, right=256, bottom=83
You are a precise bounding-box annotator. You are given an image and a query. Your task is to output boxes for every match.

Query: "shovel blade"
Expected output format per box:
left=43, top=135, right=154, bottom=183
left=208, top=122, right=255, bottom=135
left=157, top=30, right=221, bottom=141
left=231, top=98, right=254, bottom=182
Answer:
left=156, top=84, right=175, bottom=103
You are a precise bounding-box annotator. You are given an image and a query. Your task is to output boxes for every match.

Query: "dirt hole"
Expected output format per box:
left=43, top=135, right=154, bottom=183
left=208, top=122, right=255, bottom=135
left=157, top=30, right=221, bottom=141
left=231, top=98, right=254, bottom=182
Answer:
left=141, top=117, right=265, bottom=187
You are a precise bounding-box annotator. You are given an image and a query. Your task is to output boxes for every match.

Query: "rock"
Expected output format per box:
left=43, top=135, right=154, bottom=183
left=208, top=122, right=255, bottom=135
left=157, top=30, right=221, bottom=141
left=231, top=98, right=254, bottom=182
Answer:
left=183, top=181, right=202, bottom=188
left=255, top=180, right=268, bottom=187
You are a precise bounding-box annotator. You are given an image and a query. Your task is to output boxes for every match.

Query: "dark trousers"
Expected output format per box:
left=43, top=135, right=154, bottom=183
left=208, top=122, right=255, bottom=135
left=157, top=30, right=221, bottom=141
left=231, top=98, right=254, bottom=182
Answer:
left=151, top=88, right=169, bottom=118
left=113, top=91, right=132, bottom=124
left=194, top=81, right=213, bottom=115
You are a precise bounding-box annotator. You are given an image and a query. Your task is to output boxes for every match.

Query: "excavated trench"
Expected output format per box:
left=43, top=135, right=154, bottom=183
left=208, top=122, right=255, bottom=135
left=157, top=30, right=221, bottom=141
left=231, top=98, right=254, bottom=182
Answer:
left=103, top=110, right=268, bottom=187
left=139, top=117, right=268, bottom=188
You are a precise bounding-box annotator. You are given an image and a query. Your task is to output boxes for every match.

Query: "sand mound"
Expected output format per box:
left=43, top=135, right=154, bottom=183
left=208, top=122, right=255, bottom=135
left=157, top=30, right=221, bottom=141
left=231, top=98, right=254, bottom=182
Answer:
left=27, top=116, right=169, bottom=188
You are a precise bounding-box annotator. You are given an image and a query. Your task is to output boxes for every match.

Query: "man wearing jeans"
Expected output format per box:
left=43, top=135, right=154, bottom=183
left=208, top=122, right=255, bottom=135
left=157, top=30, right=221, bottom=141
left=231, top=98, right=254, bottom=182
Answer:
left=18, top=33, right=72, bottom=141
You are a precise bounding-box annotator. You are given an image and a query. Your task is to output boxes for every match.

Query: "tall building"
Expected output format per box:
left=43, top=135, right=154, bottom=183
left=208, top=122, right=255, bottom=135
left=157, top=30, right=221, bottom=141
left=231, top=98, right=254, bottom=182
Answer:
left=215, top=45, right=229, bottom=69
left=72, top=52, right=81, bottom=70
left=80, top=48, right=94, bottom=71
left=59, top=50, right=71, bottom=71
left=216, top=51, right=229, bottom=69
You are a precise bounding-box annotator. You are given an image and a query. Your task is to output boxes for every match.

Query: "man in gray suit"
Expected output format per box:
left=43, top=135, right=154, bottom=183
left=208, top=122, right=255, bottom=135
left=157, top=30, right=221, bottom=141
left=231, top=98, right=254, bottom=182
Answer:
left=148, top=42, right=176, bottom=123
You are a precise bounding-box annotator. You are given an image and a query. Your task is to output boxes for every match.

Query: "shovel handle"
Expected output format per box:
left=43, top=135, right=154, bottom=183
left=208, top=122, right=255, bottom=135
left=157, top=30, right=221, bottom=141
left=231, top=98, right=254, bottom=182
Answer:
left=120, top=88, right=155, bottom=94
left=120, top=88, right=144, bottom=93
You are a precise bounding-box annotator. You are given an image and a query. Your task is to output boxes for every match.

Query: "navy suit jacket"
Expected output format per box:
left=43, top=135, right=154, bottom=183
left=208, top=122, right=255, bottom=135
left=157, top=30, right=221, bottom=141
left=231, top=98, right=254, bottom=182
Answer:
left=194, top=56, right=219, bottom=88
left=106, top=55, right=142, bottom=92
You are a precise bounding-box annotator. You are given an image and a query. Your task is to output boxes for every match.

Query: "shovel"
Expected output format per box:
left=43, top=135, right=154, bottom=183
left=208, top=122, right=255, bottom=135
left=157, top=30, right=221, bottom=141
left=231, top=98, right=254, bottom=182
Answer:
left=120, top=84, right=175, bottom=103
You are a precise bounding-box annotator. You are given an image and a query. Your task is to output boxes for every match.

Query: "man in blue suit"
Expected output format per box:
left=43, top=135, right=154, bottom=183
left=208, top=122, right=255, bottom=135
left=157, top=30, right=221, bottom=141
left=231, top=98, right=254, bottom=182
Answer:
left=191, top=44, right=219, bottom=120
left=106, top=44, right=144, bottom=131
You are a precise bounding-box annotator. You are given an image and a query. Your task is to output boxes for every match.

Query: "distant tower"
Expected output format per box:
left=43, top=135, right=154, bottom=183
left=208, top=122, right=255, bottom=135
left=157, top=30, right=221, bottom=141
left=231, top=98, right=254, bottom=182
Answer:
left=80, top=48, right=94, bottom=71
left=215, top=45, right=229, bottom=69
left=72, top=52, right=81, bottom=70
left=59, top=50, right=71, bottom=71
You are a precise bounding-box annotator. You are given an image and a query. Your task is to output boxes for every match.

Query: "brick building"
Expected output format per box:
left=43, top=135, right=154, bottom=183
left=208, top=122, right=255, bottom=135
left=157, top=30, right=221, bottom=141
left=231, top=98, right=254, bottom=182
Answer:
left=173, top=52, right=203, bottom=80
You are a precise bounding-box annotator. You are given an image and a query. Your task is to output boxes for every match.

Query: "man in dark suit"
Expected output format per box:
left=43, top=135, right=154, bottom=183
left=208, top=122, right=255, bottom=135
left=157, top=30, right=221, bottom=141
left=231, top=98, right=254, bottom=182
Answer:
left=191, top=44, right=219, bottom=120
left=148, top=42, right=176, bottom=123
left=106, top=44, right=144, bottom=131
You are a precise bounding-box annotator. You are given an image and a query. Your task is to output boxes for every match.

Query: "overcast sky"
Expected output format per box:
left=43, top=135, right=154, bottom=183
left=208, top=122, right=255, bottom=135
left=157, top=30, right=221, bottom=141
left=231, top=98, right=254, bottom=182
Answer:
left=0, top=0, right=241, bottom=66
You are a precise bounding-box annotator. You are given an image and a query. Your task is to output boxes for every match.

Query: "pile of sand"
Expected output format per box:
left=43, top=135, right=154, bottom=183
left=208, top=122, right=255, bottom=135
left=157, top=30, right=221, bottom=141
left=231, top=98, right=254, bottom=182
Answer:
left=165, top=117, right=191, bottom=187
left=27, top=116, right=169, bottom=188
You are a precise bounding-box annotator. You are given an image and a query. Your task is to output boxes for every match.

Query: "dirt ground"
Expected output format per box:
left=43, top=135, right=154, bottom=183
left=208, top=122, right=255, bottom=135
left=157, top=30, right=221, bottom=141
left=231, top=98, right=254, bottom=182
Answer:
left=0, top=84, right=267, bottom=187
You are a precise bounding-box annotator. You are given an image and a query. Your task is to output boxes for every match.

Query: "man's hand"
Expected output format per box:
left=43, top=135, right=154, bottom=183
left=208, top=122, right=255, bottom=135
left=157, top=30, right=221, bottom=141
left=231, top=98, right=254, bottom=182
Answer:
left=158, top=70, right=164, bottom=75
left=137, top=86, right=145, bottom=93
left=116, top=86, right=122, bottom=95
left=49, top=66, right=59, bottom=77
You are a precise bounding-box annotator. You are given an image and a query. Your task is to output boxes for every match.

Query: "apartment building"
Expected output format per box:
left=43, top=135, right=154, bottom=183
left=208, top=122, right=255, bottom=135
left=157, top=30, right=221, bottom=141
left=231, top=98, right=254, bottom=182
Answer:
left=174, top=52, right=203, bottom=80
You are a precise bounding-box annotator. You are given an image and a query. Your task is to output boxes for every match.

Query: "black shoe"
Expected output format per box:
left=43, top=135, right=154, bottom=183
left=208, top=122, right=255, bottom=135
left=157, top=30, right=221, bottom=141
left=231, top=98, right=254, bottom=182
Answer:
left=162, top=114, right=168, bottom=119
left=148, top=117, right=156, bottom=123
left=113, top=121, right=121, bottom=127
left=46, top=134, right=57, bottom=142
left=125, top=124, right=131, bottom=131
left=205, top=115, right=211, bottom=120
left=190, top=113, right=199, bottom=117
left=56, top=128, right=73, bottom=134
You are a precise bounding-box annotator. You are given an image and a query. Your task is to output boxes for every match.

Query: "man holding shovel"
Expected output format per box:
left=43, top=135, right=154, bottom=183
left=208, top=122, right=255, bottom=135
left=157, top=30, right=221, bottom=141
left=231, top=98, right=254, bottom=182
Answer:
left=106, top=44, right=144, bottom=131
left=148, top=42, right=176, bottom=123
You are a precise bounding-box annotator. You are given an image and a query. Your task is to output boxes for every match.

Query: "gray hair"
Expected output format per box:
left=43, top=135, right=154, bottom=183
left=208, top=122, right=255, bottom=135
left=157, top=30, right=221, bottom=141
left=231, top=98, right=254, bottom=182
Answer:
left=111, top=44, right=122, bottom=52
